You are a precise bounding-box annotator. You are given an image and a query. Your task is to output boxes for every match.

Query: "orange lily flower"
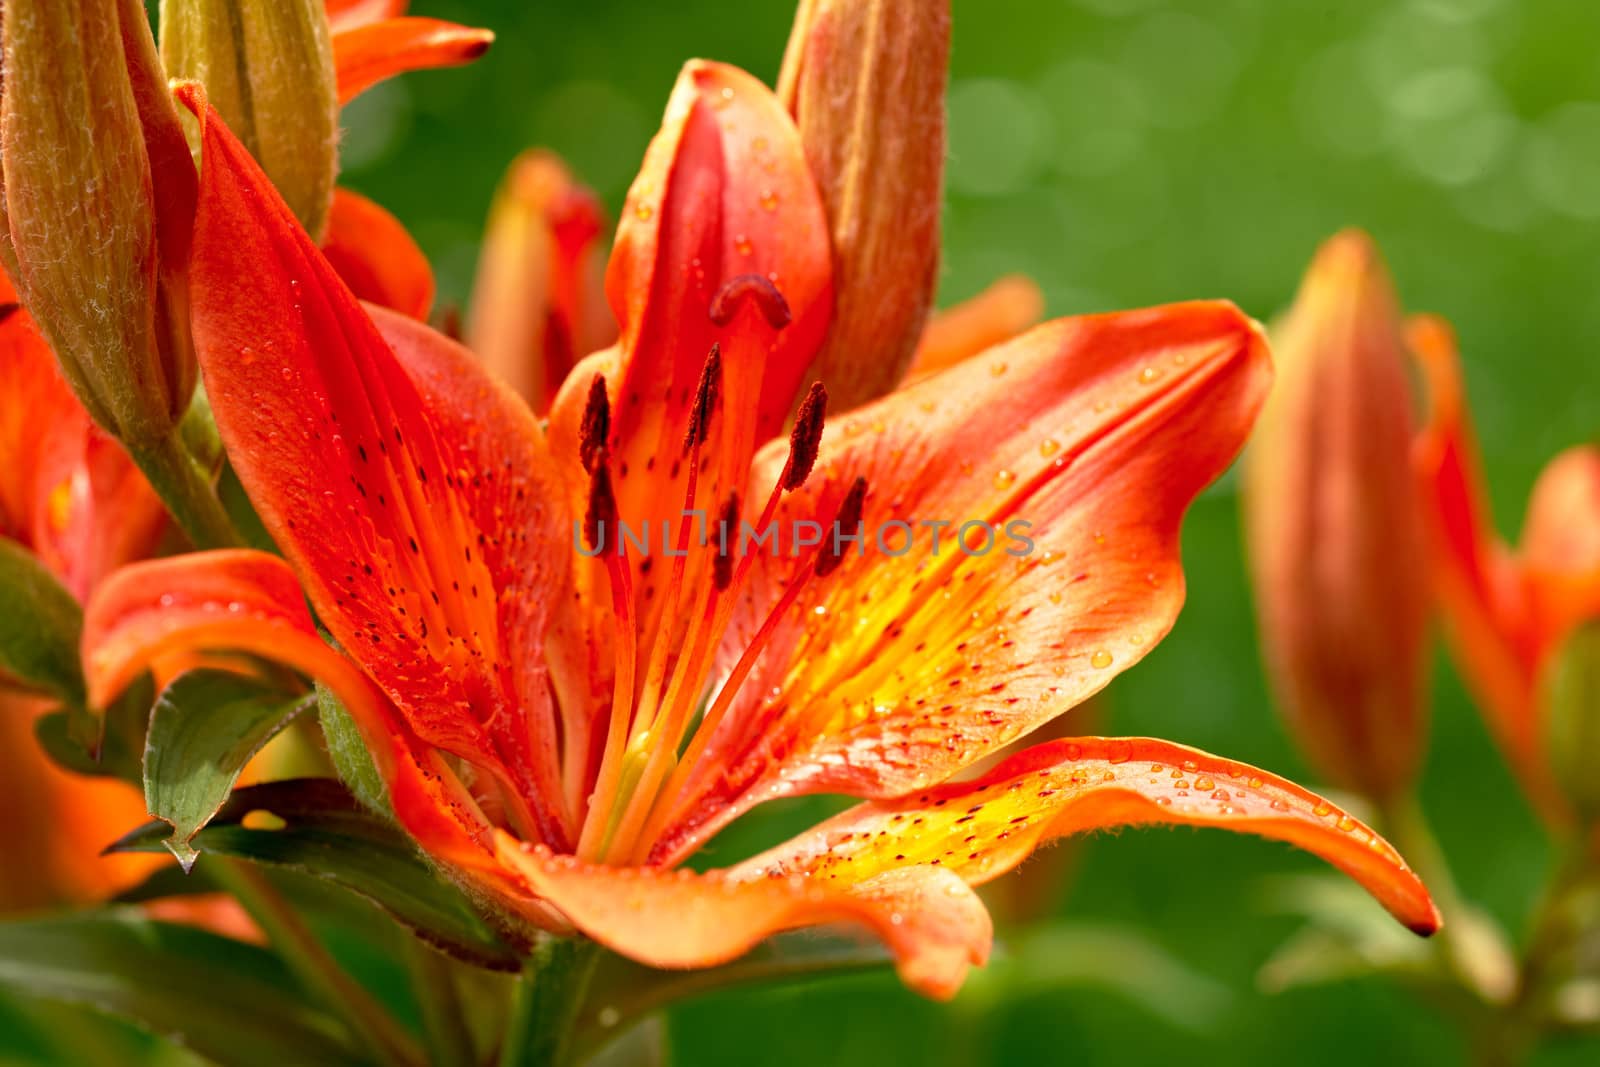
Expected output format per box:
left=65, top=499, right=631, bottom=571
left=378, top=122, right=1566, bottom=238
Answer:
left=1411, top=316, right=1600, bottom=820
left=84, top=71, right=1438, bottom=998
left=0, top=280, right=166, bottom=603
left=0, top=280, right=169, bottom=909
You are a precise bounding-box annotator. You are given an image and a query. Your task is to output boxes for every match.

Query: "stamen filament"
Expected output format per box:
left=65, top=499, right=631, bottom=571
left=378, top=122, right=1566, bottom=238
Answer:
left=574, top=546, right=638, bottom=858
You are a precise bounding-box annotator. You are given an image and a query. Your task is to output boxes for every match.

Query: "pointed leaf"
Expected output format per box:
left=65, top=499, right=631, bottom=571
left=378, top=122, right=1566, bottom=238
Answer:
left=34, top=673, right=155, bottom=782
left=144, top=669, right=314, bottom=870
left=111, top=779, right=521, bottom=969
left=317, top=682, right=393, bottom=820
left=0, top=537, right=85, bottom=702
left=0, top=911, right=362, bottom=1066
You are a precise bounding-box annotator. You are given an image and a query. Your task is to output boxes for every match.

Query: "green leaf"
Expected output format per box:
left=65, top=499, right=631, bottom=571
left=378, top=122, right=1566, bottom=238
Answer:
left=34, top=672, right=156, bottom=783
left=144, top=669, right=312, bottom=871
left=0, top=537, right=84, bottom=702
left=318, top=682, right=393, bottom=819
left=1256, top=873, right=1516, bottom=1004
left=111, top=779, right=522, bottom=970
left=0, top=910, right=364, bottom=1066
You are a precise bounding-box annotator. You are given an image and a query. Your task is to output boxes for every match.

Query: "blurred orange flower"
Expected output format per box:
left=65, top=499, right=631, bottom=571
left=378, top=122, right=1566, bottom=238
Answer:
left=1411, top=315, right=1600, bottom=823
left=0, top=281, right=168, bottom=910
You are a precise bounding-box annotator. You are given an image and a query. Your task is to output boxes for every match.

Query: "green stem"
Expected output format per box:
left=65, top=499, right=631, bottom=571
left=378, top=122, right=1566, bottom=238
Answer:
left=499, top=937, right=600, bottom=1067
left=211, top=859, right=422, bottom=1067
left=128, top=431, right=240, bottom=550
left=1378, top=791, right=1466, bottom=917
left=404, top=936, right=477, bottom=1067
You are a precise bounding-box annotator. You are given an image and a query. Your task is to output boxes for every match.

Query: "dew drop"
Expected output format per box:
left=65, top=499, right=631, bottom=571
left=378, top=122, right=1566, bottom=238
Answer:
left=1313, top=802, right=1332, bottom=817
left=1138, top=366, right=1163, bottom=385
left=759, top=189, right=778, bottom=211
left=1039, top=437, right=1060, bottom=457
left=735, top=233, right=753, bottom=256
left=989, top=360, right=1009, bottom=377
left=993, top=469, right=1016, bottom=490
left=634, top=203, right=654, bottom=222
left=1090, top=649, right=1113, bottom=669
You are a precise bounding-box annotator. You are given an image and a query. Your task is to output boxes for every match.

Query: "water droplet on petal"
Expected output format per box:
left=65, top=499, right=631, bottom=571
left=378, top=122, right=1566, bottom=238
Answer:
left=1090, top=649, right=1113, bottom=669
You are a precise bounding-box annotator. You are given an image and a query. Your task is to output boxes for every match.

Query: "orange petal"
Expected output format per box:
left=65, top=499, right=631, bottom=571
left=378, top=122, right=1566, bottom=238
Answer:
left=542, top=62, right=832, bottom=785
left=1521, top=446, right=1600, bottom=644
left=655, top=302, right=1271, bottom=860
left=493, top=833, right=991, bottom=999
left=83, top=551, right=375, bottom=718
left=325, top=0, right=406, bottom=34
left=0, top=302, right=164, bottom=600
left=80, top=548, right=519, bottom=887
left=0, top=302, right=82, bottom=549
left=1409, top=315, right=1547, bottom=789
left=734, top=737, right=1441, bottom=937
left=332, top=17, right=494, bottom=106
left=0, top=691, right=162, bottom=910
left=907, top=275, right=1046, bottom=382
left=320, top=187, right=434, bottom=320
left=177, top=87, right=573, bottom=846
left=466, top=150, right=615, bottom=413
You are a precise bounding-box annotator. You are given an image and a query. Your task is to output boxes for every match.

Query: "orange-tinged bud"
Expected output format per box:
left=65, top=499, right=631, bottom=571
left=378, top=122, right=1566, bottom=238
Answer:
left=160, top=0, right=340, bottom=239
left=0, top=0, right=197, bottom=446
left=467, top=150, right=615, bottom=413
left=1544, top=620, right=1600, bottom=830
left=778, top=0, right=950, bottom=410
left=1244, top=230, right=1431, bottom=801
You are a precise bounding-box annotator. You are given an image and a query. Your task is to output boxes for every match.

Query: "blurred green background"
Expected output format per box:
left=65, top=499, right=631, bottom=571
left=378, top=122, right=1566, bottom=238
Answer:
left=360, top=0, right=1598, bottom=1064
left=14, top=0, right=1600, bottom=1063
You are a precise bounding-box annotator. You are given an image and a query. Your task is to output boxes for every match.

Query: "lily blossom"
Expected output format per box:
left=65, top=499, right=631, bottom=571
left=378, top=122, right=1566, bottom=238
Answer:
left=0, top=282, right=170, bottom=908
left=0, top=281, right=166, bottom=603
left=85, top=70, right=1438, bottom=998
left=1410, top=315, right=1600, bottom=820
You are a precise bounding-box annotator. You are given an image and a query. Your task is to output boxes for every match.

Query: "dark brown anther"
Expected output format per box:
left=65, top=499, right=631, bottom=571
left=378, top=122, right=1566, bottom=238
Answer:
left=580, top=374, right=611, bottom=473
left=683, top=343, right=723, bottom=453
left=816, top=476, right=868, bottom=578
left=713, top=491, right=741, bottom=591
left=709, top=273, right=792, bottom=330
left=584, top=462, right=618, bottom=552
left=784, top=382, right=828, bottom=490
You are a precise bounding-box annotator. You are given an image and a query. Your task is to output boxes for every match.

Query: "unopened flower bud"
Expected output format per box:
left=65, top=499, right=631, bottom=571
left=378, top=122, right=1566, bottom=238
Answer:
left=1244, top=230, right=1431, bottom=802
left=467, top=150, right=615, bottom=413
left=1545, top=620, right=1600, bottom=829
left=778, top=0, right=950, bottom=410
left=0, top=0, right=198, bottom=445
left=160, top=0, right=339, bottom=239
